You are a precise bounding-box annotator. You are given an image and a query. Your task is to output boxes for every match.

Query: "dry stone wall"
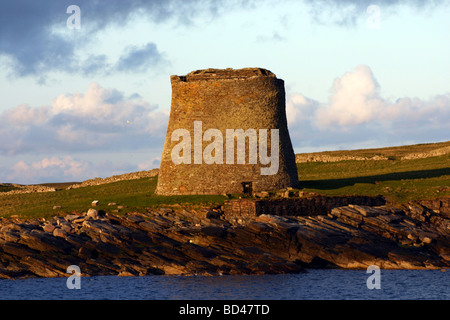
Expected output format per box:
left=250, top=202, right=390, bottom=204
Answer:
left=295, top=154, right=388, bottom=163
left=223, top=195, right=386, bottom=224
left=66, top=169, right=159, bottom=189
left=156, top=68, right=299, bottom=195
left=295, top=145, right=450, bottom=163
left=0, top=185, right=56, bottom=196
left=401, top=146, right=450, bottom=160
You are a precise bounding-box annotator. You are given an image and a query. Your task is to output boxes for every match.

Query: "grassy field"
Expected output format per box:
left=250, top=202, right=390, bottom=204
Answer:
left=0, top=142, right=449, bottom=218
left=298, top=152, right=450, bottom=203
left=0, top=177, right=226, bottom=218
left=0, top=184, right=20, bottom=193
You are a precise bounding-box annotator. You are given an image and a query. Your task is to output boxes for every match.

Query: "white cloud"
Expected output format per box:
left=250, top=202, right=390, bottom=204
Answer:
left=52, top=82, right=144, bottom=124
left=287, top=65, right=450, bottom=151
left=32, top=156, right=89, bottom=178
left=0, top=82, right=168, bottom=155
left=316, top=65, right=384, bottom=128
left=0, top=82, right=168, bottom=183
left=138, top=157, right=161, bottom=171
left=3, top=104, right=50, bottom=126
left=286, top=93, right=315, bottom=125
left=4, top=155, right=148, bottom=184
left=7, top=156, right=88, bottom=183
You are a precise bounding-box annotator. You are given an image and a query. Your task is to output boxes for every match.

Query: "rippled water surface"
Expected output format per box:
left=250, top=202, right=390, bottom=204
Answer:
left=0, top=269, right=448, bottom=300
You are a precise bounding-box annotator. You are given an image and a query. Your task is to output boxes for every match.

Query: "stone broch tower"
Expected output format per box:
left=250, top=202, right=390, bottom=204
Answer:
left=156, top=67, right=299, bottom=195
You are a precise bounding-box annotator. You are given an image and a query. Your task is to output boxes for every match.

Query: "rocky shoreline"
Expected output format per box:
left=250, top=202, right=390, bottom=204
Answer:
left=0, top=197, right=449, bottom=279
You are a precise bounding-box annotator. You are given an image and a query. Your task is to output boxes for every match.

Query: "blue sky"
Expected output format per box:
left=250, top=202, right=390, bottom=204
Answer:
left=0, top=0, right=449, bottom=184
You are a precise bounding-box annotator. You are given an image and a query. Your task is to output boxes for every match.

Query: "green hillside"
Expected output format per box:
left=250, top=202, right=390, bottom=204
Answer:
left=0, top=177, right=226, bottom=218
left=0, top=141, right=449, bottom=218
left=297, top=152, right=449, bottom=203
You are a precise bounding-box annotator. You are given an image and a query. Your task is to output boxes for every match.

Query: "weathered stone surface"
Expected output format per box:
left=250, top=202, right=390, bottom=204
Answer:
left=52, top=227, right=67, bottom=238
left=42, top=223, right=56, bottom=233
left=348, top=204, right=380, bottom=217
left=0, top=198, right=448, bottom=279
left=18, top=229, right=69, bottom=252
left=206, top=211, right=221, bottom=219
left=1, top=230, right=21, bottom=242
left=66, top=169, right=158, bottom=190
left=86, top=208, right=99, bottom=219
left=127, top=214, right=145, bottom=224
left=223, top=195, right=386, bottom=221
left=156, top=68, right=299, bottom=196
left=2, top=243, right=38, bottom=257
left=65, top=214, right=80, bottom=222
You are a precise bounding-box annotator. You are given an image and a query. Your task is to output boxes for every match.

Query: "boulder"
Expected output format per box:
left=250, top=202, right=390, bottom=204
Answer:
left=206, top=211, right=221, bottom=219
left=118, top=270, right=136, bottom=277
left=42, top=223, right=56, bottom=233
left=86, top=208, right=99, bottom=219
left=52, top=227, right=67, bottom=238
left=65, top=214, right=80, bottom=222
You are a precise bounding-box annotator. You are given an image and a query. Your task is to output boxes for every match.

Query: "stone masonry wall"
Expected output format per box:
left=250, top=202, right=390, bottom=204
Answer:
left=223, top=195, right=387, bottom=224
left=418, top=196, right=450, bottom=218
left=156, top=68, right=299, bottom=195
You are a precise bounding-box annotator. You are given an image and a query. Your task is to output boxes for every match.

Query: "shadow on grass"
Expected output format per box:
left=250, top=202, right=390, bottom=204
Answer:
left=299, top=167, right=450, bottom=190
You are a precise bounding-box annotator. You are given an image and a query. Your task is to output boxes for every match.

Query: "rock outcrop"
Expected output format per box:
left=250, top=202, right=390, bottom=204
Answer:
left=0, top=197, right=449, bottom=279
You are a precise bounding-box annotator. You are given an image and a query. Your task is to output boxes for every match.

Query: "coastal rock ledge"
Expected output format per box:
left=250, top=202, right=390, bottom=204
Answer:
left=0, top=198, right=449, bottom=279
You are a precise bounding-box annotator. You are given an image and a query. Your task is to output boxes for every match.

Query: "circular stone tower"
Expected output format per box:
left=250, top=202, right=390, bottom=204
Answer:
left=156, top=67, right=299, bottom=195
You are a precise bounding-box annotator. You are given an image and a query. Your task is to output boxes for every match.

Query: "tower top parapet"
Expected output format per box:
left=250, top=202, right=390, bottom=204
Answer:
left=171, top=67, right=277, bottom=82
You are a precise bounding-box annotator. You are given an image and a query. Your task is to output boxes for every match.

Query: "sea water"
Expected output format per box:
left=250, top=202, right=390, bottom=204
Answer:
left=0, top=269, right=448, bottom=300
